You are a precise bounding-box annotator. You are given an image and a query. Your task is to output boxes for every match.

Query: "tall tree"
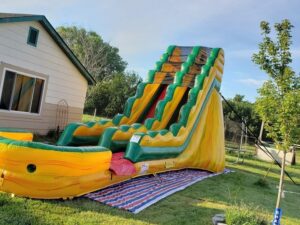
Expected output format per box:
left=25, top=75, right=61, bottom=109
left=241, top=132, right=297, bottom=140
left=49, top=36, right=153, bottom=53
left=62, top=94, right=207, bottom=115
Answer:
left=84, top=71, right=142, bottom=117
left=223, top=94, right=261, bottom=137
left=252, top=19, right=300, bottom=149
left=57, top=26, right=127, bottom=81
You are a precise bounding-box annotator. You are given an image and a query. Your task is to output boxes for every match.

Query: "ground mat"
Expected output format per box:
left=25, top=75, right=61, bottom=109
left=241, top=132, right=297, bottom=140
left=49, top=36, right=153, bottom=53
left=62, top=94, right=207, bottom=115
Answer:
left=84, top=169, right=231, bottom=213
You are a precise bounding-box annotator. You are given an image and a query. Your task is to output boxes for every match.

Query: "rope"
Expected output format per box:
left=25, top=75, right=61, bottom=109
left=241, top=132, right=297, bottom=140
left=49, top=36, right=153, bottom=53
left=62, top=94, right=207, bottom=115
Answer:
left=219, top=92, right=297, bottom=185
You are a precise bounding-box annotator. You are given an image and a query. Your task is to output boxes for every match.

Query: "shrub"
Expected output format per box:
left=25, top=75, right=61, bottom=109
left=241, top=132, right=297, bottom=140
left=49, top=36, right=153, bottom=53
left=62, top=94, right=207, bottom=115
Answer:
left=84, top=72, right=141, bottom=117
left=226, top=203, right=268, bottom=225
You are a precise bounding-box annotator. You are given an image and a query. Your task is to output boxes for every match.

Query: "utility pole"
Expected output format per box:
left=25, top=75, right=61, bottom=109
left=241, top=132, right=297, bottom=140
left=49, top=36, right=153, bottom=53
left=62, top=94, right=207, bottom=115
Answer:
left=272, top=150, right=286, bottom=225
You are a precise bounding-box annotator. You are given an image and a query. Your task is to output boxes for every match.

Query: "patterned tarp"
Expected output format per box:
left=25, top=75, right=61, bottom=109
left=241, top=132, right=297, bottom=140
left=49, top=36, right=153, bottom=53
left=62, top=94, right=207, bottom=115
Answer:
left=84, top=169, right=231, bottom=214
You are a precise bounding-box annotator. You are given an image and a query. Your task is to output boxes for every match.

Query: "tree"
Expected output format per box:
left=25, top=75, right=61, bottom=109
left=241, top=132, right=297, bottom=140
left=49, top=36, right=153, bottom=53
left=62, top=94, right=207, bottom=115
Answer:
left=57, top=26, right=127, bottom=81
left=84, top=72, right=142, bottom=117
left=223, top=94, right=261, bottom=139
left=252, top=19, right=300, bottom=149
left=57, top=26, right=142, bottom=117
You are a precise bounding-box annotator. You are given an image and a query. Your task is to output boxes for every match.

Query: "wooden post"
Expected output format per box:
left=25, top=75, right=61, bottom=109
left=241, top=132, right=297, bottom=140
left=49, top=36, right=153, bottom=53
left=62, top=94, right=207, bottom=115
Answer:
left=276, top=151, right=286, bottom=208
left=291, top=146, right=296, bottom=165
left=93, top=108, right=97, bottom=121
left=259, top=121, right=264, bottom=142
left=273, top=150, right=286, bottom=224
left=237, top=119, right=244, bottom=163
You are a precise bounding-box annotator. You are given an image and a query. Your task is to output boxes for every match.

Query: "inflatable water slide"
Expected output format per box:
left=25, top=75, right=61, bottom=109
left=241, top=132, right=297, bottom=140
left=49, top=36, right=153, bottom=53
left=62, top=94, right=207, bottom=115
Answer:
left=0, top=45, right=225, bottom=199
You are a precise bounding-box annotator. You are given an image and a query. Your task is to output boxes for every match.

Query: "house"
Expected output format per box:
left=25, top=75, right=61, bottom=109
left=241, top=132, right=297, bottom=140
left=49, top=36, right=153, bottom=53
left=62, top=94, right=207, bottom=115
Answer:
left=0, top=13, right=95, bottom=134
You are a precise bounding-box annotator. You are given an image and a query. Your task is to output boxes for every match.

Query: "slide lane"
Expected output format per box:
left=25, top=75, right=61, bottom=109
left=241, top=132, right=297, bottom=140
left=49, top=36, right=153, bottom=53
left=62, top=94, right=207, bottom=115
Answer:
left=98, top=46, right=206, bottom=152
left=57, top=46, right=177, bottom=146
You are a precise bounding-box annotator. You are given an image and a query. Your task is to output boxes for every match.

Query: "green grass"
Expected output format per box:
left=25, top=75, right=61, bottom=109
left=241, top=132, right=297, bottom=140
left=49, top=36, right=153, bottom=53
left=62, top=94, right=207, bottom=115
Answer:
left=226, top=203, right=269, bottom=225
left=82, top=114, right=105, bottom=123
left=225, top=140, right=256, bottom=153
left=0, top=153, right=299, bottom=225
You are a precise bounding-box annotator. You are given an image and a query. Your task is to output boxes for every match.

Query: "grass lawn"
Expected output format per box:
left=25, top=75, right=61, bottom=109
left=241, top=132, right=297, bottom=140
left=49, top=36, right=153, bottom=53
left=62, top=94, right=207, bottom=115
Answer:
left=82, top=114, right=104, bottom=123
left=0, top=153, right=299, bottom=225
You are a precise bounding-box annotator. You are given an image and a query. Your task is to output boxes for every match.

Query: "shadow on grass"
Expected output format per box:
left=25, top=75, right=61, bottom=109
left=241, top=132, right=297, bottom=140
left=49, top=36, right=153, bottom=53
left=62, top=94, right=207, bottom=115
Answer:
left=37, top=168, right=299, bottom=224
left=41, top=194, right=226, bottom=225
left=0, top=195, right=50, bottom=225
left=227, top=155, right=300, bottom=178
left=1, top=158, right=299, bottom=225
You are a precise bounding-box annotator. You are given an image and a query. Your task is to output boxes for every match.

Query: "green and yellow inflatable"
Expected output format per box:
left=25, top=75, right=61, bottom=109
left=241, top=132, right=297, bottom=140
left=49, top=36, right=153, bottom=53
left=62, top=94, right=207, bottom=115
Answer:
left=0, top=45, right=225, bottom=199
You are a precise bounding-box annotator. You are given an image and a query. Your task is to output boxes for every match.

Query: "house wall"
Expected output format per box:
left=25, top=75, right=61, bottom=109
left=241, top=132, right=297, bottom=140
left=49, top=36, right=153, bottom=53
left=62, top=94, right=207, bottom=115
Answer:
left=0, top=21, right=88, bottom=134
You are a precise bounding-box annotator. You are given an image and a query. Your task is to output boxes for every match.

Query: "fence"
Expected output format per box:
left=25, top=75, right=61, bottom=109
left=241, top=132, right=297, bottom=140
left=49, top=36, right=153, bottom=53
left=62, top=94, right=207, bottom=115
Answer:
left=224, top=118, right=257, bottom=161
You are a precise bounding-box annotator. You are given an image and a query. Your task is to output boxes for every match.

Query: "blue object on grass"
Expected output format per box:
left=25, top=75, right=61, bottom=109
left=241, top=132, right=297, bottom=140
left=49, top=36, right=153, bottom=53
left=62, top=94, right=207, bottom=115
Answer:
left=272, top=208, right=282, bottom=225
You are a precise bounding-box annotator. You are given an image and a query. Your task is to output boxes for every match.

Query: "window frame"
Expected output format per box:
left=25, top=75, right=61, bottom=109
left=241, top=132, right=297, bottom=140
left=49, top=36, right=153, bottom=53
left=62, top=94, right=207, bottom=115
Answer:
left=0, top=68, right=46, bottom=115
left=27, top=26, right=39, bottom=47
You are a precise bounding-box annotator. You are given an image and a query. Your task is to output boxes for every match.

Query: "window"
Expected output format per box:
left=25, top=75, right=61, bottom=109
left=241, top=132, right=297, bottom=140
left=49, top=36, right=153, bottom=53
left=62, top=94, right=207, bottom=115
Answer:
left=0, top=70, right=44, bottom=114
left=27, top=27, right=39, bottom=47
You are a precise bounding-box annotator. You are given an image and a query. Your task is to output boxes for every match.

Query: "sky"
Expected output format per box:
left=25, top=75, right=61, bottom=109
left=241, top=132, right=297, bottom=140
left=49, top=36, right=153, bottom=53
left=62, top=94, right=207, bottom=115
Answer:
left=2, top=0, right=300, bottom=102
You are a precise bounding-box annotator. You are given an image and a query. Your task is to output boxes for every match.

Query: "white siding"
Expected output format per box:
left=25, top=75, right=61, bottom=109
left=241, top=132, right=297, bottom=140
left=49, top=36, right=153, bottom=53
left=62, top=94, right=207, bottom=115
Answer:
left=0, top=102, right=83, bottom=135
left=0, top=21, right=88, bottom=109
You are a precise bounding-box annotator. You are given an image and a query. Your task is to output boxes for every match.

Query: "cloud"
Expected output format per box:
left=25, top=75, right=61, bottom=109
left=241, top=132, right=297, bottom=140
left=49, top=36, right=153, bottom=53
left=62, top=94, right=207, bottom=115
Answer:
left=102, top=0, right=237, bottom=56
left=3, top=0, right=300, bottom=58
left=238, top=78, right=265, bottom=86
left=2, top=0, right=300, bottom=100
left=1, top=0, right=76, bottom=14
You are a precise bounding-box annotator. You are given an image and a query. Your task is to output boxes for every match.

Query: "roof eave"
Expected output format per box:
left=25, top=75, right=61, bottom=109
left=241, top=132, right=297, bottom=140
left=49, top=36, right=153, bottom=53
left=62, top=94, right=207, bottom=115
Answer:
left=0, top=15, right=96, bottom=85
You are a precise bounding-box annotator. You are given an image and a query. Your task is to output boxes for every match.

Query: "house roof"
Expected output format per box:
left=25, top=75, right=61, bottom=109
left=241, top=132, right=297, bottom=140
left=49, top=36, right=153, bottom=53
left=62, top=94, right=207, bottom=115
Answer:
left=0, top=13, right=95, bottom=85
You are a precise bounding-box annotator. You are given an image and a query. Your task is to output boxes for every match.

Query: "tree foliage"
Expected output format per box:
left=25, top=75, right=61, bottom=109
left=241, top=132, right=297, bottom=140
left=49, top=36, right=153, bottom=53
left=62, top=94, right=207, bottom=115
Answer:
left=84, top=72, right=142, bottom=117
left=57, top=26, right=127, bottom=81
left=252, top=19, right=300, bottom=149
left=57, top=26, right=142, bottom=117
left=223, top=94, right=261, bottom=136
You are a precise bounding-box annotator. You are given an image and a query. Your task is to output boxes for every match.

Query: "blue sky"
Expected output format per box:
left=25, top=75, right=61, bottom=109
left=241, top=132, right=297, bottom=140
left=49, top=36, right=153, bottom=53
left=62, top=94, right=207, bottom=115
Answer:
left=2, top=0, right=300, bottom=102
